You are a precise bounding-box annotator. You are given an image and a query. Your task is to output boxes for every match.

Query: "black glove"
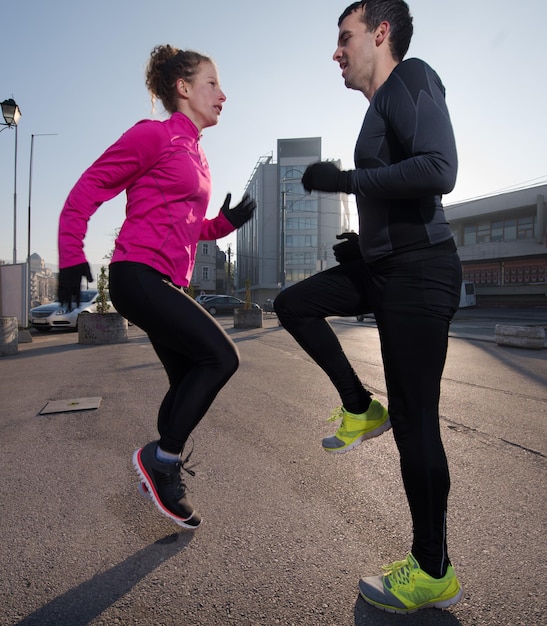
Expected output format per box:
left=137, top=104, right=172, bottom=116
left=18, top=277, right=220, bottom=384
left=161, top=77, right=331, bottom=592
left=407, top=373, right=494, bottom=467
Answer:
left=221, top=193, right=256, bottom=228
left=58, top=262, right=94, bottom=309
left=302, top=162, right=353, bottom=194
left=333, top=232, right=362, bottom=263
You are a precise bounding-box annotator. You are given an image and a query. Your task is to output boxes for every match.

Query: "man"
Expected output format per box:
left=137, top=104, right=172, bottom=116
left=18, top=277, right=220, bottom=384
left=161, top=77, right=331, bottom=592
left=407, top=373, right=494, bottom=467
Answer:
left=274, top=0, right=463, bottom=614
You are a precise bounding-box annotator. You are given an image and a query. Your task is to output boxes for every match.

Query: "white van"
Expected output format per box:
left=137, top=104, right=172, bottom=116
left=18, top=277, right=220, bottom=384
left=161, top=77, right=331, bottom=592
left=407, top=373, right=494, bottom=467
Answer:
left=459, top=280, right=476, bottom=308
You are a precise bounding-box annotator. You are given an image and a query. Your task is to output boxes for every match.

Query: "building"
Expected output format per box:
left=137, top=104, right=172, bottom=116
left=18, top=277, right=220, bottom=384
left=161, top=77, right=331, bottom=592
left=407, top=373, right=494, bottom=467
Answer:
left=236, top=137, right=346, bottom=305
left=446, top=184, right=547, bottom=305
left=29, top=253, right=55, bottom=305
left=214, top=246, right=231, bottom=295
left=189, top=242, right=233, bottom=297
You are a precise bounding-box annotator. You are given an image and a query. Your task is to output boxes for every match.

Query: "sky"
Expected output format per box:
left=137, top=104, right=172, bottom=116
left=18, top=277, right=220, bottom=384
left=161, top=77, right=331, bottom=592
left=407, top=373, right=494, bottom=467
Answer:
left=1, top=0, right=546, bottom=272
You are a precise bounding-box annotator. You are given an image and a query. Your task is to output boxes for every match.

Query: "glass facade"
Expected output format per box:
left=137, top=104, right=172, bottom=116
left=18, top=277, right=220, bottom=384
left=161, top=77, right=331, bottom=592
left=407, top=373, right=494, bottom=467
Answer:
left=237, top=138, right=342, bottom=303
left=280, top=165, right=321, bottom=286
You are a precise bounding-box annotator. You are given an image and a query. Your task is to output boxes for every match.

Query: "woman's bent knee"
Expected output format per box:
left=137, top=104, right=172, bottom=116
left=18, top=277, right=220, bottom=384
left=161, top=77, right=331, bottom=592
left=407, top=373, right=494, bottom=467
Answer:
left=215, top=342, right=239, bottom=380
left=226, top=347, right=240, bottom=377
left=273, top=291, right=287, bottom=316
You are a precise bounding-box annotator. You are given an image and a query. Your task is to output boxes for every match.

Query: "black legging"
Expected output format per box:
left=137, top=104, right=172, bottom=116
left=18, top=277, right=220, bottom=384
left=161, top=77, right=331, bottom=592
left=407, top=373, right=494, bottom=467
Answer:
left=274, top=251, right=462, bottom=578
left=109, top=261, right=239, bottom=454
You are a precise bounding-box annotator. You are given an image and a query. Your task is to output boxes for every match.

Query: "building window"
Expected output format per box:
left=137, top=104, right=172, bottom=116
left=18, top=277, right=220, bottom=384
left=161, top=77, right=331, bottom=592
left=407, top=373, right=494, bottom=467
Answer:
left=202, top=266, right=209, bottom=281
left=476, top=222, right=490, bottom=244
left=202, top=243, right=210, bottom=255
left=461, top=215, right=536, bottom=245
left=286, top=216, right=318, bottom=230
left=286, top=268, right=314, bottom=282
left=491, top=220, right=504, bottom=242
left=463, top=224, right=476, bottom=245
left=286, top=234, right=318, bottom=247
left=517, top=215, right=534, bottom=239
left=286, top=251, right=313, bottom=266
left=504, top=218, right=516, bottom=241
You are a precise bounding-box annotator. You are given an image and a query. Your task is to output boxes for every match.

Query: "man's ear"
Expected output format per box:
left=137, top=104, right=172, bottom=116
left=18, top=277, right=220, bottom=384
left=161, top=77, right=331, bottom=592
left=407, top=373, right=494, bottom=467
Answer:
left=375, top=21, right=390, bottom=46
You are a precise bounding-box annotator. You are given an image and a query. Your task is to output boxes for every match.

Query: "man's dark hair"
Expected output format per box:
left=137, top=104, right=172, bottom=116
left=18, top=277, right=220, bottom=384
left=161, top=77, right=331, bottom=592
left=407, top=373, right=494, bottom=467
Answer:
left=338, top=0, right=413, bottom=62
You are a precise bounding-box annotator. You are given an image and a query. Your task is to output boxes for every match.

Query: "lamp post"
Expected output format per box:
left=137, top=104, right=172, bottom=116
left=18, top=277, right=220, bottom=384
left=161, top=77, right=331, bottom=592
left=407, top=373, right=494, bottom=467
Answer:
left=280, top=187, right=286, bottom=289
left=1, top=98, right=22, bottom=264
left=27, top=133, right=57, bottom=308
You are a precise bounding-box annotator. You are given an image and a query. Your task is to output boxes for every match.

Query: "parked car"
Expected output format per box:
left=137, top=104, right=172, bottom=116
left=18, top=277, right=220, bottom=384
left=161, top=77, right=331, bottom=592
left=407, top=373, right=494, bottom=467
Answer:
left=29, top=289, right=111, bottom=331
left=195, top=294, right=215, bottom=304
left=200, top=295, right=260, bottom=316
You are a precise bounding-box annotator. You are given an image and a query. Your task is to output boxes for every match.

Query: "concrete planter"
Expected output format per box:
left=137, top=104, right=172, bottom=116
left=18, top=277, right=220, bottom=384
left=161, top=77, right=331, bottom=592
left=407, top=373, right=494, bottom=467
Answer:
left=78, top=312, right=129, bottom=345
left=494, top=324, right=545, bottom=350
left=0, top=316, right=18, bottom=356
left=233, top=308, right=263, bottom=329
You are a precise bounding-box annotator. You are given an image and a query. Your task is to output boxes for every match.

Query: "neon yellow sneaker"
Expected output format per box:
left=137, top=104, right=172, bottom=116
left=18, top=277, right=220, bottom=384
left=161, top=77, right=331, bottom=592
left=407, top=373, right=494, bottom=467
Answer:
left=359, top=553, right=463, bottom=614
left=322, top=399, right=390, bottom=453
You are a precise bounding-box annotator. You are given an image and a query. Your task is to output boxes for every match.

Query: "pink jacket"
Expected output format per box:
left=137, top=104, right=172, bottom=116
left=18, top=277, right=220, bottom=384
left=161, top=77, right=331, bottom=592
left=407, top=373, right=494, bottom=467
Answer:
left=58, top=112, right=235, bottom=286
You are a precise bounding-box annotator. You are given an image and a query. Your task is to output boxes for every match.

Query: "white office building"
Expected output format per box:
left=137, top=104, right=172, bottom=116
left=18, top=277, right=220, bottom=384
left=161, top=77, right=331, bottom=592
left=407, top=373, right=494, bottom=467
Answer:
left=236, top=137, right=346, bottom=305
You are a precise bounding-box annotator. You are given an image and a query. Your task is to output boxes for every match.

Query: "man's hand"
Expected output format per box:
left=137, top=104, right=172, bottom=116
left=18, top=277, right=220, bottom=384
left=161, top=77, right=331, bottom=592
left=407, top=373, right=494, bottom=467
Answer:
left=57, top=262, right=93, bottom=309
left=333, top=232, right=362, bottom=263
left=221, top=193, right=256, bottom=228
left=302, top=162, right=353, bottom=194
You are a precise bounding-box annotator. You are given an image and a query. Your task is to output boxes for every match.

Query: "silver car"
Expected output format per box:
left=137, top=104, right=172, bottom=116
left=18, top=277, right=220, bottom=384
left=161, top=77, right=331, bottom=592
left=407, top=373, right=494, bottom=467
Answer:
left=30, top=289, right=105, bottom=331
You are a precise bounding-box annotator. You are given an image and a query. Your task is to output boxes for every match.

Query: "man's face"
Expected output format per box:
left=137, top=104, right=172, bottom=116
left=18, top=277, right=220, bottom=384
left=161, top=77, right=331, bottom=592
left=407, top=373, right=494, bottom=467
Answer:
left=333, top=8, right=376, bottom=92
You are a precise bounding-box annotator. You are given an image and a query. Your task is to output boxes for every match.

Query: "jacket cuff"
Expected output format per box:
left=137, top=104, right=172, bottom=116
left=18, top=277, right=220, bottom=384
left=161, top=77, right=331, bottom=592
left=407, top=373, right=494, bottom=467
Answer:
left=338, top=170, right=354, bottom=195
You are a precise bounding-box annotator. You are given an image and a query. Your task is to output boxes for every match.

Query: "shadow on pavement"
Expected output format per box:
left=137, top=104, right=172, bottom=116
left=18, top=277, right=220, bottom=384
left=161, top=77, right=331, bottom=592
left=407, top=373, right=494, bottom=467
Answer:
left=465, top=337, right=547, bottom=392
left=16, top=532, right=193, bottom=626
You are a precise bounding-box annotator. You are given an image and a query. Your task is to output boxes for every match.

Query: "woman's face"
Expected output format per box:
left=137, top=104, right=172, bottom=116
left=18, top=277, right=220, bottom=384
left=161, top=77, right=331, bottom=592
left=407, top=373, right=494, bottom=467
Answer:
left=179, top=61, right=226, bottom=131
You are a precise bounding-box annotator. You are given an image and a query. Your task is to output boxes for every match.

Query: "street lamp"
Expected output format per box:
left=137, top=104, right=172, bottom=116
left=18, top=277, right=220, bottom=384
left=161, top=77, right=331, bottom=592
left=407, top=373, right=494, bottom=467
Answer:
left=1, top=99, right=21, bottom=126
left=27, top=133, right=57, bottom=309
left=280, top=187, right=286, bottom=289
left=1, top=98, right=22, bottom=264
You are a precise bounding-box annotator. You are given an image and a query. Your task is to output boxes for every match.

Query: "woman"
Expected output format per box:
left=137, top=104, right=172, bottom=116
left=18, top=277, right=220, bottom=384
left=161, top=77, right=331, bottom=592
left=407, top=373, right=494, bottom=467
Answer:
left=58, top=45, right=255, bottom=529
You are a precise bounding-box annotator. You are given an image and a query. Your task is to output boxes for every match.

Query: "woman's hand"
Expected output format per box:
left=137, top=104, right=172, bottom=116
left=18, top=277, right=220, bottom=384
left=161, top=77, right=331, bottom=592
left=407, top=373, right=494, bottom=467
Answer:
left=220, top=193, right=256, bottom=228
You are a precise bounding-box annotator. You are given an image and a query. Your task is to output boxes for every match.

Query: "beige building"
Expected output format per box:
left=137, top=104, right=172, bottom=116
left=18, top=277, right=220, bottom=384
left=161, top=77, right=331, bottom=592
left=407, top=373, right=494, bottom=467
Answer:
left=29, top=253, right=55, bottom=305
left=190, top=242, right=229, bottom=297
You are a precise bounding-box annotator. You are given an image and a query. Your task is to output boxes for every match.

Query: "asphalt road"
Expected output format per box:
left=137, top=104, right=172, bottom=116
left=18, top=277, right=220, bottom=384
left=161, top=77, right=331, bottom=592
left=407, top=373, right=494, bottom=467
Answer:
left=0, top=309, right=545, bottom=626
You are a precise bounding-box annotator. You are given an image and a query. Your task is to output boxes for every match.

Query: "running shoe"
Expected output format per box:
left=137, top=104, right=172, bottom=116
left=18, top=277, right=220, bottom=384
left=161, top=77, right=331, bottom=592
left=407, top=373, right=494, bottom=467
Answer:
left=322, top=399, right=390, bottom=453
left=132, top=441, right=201, bottom=529
left=359, top=553, right=463, bottom=614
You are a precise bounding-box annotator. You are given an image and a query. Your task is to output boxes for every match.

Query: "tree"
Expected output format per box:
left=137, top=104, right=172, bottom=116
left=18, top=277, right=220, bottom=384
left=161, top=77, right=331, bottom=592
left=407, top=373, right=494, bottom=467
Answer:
left=96, top=266, right=111, bottom=314
left=244, top=279, right=252, bottom=310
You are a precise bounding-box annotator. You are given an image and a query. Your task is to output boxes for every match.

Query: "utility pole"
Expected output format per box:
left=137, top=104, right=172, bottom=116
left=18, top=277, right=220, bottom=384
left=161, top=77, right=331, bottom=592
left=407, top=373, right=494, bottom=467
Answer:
left=280, top=189, right=286, bottom=289
left=227, top=244, right=232, bottom=294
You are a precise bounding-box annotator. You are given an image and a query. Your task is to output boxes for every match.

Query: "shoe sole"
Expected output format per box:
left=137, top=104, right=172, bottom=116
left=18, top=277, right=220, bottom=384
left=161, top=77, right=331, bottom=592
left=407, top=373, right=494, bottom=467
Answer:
left=323, top=418, right=392, bottom=454
left=359, top=581, right=463, bottom=614
left=132, top=448, right=202, bottom=530
left=138, top=481, right=152, bottom=500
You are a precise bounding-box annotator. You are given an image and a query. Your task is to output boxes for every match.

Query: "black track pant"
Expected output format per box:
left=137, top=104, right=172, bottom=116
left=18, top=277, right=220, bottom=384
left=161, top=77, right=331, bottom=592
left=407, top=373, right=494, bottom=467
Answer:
left=274, top=251, right=462, bottom=578
left=109, top=262, right=239, bottom=454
